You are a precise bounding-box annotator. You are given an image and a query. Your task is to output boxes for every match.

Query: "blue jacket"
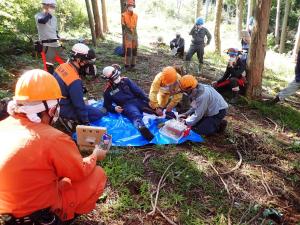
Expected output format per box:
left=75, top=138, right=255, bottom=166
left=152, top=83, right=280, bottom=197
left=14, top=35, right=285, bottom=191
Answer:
left=295, top=50, right=300, bottom=82
left=104, top=77, right=149, bottom=113
left=53, top=63, right=89, bottom=123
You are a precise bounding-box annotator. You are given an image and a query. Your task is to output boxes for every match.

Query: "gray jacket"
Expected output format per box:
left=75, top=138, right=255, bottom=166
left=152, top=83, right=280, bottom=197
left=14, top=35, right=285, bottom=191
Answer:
left=185, top=84, right=228, bottom=126
left=189, top=26, right=212, bottom=46
left=35, top=12, right=59, bottom=47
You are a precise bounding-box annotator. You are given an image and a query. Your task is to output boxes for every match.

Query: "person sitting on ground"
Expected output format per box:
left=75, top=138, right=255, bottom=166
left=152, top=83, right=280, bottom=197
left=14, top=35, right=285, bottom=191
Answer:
left=270, top=49, right=300, bottom=104
left=241, top=30, right=251, bottom=53
left=102, top=64, right=154, bottom=141
left=212, top=48, right=247, bottom=104
left=53, top=43, right=107, bottom=131
left=178, top=75, right=228, bottom=136
left=0, top=69, right=107, bottom=224
left=149, top=66, right=182, bottom=118
left=170, top=33, right=185, bottom=58
left=185, top=17, right=212, bottom=70
left=35, top=0, right=66, bottom=74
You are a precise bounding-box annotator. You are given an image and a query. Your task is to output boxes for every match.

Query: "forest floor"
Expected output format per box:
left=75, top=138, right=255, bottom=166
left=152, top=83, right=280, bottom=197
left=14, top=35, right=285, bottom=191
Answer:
left=0, top=37, right=300, bottom=225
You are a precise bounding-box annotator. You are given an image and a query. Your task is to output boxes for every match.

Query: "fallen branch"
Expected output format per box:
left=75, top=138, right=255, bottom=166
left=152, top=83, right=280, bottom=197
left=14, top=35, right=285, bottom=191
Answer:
left=241, top=113, right=251, bottom=123
left=220, top=150, right=242, bottom=175
left=143, top=153, right=152, bottom=164
left=209, top=164, right=230, bottom=197
left=265, top=117, right=278, bottom=131
left=148, top=162, right=174, bottom=216
left=260, top=167, right=273, bottom=196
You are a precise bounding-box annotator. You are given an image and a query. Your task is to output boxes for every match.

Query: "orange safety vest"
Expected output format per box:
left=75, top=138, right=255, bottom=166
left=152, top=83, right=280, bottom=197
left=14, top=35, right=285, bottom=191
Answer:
left=121, top=11, right=138, bottom=34
left=0, top=115, right=106, bottom=220
left=55, top=63, right=80, bottom=86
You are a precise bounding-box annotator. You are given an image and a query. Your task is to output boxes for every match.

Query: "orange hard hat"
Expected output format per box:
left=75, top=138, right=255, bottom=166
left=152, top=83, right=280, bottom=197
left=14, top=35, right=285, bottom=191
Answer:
left=14, top=69, right=63, bottom=102
left=161, top=66, right=177, bottom=85
left=126, top=0, right=135, bottom=7
left=178, top=75, right=198, bottom=91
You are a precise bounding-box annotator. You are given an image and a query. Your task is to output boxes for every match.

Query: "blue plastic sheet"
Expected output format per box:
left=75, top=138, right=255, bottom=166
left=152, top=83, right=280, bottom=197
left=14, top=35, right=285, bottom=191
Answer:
left=75, top=101, right=204, bottom=146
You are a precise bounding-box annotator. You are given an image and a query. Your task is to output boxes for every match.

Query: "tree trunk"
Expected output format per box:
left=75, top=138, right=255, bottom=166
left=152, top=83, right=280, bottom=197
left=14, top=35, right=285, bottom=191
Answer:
left=120, top=0, right=126, bottom=49
left=101, top=0, right=109, bottom=33
left=292, top=19, right=300, bottom=60
left=205, top=0, right=210, bottom=21
left=91, top=0, right=104, bottom=39
left=196, top=0, right=202, bottom=19
left=275, top=0, right=281, bottom=45
left=236, top=0, right=244, bottom=40
left=279, top=0, right=291, bottom=53
left=246, top=0, right=272, bottom=99
left=85, top=0, right=97, bottom=46
left=214, top=0, right=223, bottom=55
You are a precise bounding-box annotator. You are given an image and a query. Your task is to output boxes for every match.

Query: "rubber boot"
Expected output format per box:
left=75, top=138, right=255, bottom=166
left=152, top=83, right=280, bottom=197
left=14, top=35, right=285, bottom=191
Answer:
left=230, top=91, right=239, bottom=104
left=138, top=125, right=154, bottom=141
left=218, top=120, right=228, bottom=133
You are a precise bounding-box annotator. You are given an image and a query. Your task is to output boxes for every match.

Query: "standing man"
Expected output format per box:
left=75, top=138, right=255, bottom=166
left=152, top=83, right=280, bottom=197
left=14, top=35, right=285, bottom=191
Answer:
left=0, top=69, right=107, bottom=224
left=35, top=0, right=66, bottom=74
left=185, top=17, right=212, bottom=70
left=53, top=43, right=107, bottom=131
left=270, top=50, right=300, bottom=104
left=121, top=0, right=138, bottom=70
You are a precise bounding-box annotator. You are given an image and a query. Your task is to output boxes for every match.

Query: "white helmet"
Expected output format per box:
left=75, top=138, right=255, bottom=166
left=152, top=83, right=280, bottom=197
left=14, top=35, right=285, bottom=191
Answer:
left=102, top=65, right=121, bottom=84
left=102, top=66, right=115, bottom=78
left=72, top=43, right=90, bottom=55
left=41, top=0, right=56, bottom=5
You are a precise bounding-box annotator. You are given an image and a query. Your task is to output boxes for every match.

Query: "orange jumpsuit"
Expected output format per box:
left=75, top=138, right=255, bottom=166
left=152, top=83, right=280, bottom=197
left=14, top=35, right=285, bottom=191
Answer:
left=0, top=115, right=107, bottom=221
left=121, top=10, right=138, bottom=66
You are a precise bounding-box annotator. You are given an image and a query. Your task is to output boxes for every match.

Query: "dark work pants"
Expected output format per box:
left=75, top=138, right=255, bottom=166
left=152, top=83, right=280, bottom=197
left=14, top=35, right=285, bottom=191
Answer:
left=192, top=109, right=227, bottom=136
left=122, top=99, right=148, bottom=128
left=185, top=44, right=205, bottom=64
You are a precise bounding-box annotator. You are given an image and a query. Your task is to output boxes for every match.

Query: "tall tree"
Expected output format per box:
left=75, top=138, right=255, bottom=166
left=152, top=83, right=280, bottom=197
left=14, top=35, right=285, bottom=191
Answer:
left=205, top=0, right=210, bottom=21
left=101, top=0, right=109, bottom=33
left=91, top=0, right=104, bottom=39
left=246, top=0, right=254, bottom=27
left=236, top=0, right=244, bottom=40
left=292, top=19, right=300, bottom=60
left=275, top=0, right=281, bottom=45
left=120, top=0, right=126, bottom=49
left=246, top=0, right=272, bottom=98
left=279, top=0, right=291, bottom=53
left=214, top=0, right=223, bottom=55
left=85, top=0, right=97, bottom=46
left=196, top=0, right=202, bottom=19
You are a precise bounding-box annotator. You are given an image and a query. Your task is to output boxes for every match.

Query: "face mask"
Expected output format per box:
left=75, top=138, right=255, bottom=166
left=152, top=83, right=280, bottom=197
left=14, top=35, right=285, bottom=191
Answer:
left=48, top=8, right=55, bottom=14
left=128, top=6, right=134, bottom=11
left=114, top=76, right=121, bottom=84
left=229, top=56, right=237, bottom=63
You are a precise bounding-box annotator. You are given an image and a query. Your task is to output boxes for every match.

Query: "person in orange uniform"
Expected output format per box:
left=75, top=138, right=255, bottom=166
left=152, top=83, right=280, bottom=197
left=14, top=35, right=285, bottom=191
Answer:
left=148, top=66, right=182, bottom=118
left=0, top=69, right=107, bottom=224
left=121, top=0, right=138, bottom=70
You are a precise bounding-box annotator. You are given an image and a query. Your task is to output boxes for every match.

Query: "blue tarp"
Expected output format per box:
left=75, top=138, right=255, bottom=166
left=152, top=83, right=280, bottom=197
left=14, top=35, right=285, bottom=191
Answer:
left=74, top=101, right=204, bottom=146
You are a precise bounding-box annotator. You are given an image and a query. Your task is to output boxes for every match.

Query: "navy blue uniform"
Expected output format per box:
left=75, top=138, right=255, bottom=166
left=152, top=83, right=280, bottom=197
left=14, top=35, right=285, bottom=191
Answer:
left=103, top=77, right=149, bottom=127
left=53, top=63, right=106, bottom=123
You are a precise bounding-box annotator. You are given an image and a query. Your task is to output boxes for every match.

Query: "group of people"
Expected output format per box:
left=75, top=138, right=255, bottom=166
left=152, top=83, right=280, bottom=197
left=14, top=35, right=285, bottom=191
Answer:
left=0, top=0, right=299, bottom=225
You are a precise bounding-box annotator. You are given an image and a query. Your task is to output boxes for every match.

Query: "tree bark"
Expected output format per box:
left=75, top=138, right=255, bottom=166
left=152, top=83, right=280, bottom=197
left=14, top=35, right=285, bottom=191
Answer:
left=246, top=0, right=272, bottom=99
left=292, top=19, right=300, bottom=60
left=196, top=0, right=202, bottom=19
left=120, top=0, right=126, bottom=49
left=101, top=0, right=109, bottom=33
left=275, top=0, right=281, bottom=45
left=85, top=0, right=97, bottom=46
left=279, top=0, right=291, bottom=53
left=91, top=0, right=104, bottom=39
left=236, top=0, right=244, bottom=40
left=205, top=0, right=210, bottom=22
left=214, top=0, right=223, bottom=55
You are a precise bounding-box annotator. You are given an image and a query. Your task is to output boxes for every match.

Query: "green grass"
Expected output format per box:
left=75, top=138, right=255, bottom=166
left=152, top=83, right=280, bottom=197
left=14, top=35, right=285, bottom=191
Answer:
left=247, top=100, right=300, bottom=132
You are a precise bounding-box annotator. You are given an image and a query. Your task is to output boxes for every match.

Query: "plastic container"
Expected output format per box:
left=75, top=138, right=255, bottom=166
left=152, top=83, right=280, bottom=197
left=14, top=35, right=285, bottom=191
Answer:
left=159, top=119, right=188, bottom=141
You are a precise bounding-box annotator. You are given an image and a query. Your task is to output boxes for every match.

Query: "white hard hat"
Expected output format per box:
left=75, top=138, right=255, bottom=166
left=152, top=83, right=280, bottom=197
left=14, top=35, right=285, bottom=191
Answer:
left=72, top=43, right=90, bottom=55
left=41, top=0, right=56, bottom=5
left=102, top=66, right=115, bottom=78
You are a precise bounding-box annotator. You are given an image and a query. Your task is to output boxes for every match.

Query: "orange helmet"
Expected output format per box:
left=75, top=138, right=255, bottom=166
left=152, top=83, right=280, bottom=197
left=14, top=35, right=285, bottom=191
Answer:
left=14, top=69, right=63, bottom=102
left=178, top=75, right=198, bottom=91
left=161, top=66, right=177, bottom=85
left=126, top=0, right=135, bottom=7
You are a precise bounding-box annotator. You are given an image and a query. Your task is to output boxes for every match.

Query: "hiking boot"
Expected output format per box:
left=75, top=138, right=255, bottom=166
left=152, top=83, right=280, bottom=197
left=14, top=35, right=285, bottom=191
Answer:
left=138, top=125, right=154, bottom=141
left=218, top=120, right=228, bottom=133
